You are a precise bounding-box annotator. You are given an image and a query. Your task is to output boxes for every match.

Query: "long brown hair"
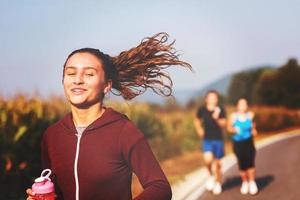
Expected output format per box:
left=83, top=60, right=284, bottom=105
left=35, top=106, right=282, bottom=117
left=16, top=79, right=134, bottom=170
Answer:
left=63, top=32, right=192, bottom=100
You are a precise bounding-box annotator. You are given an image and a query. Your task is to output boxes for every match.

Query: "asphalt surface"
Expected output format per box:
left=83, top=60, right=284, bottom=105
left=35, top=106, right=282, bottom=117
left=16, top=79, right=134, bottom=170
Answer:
left=197, top=134, right=300, bottom=200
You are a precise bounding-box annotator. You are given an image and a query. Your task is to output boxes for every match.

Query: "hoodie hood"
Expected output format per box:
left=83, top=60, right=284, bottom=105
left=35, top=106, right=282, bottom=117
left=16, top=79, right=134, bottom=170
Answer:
left=59, top=108, right=128, bottom=135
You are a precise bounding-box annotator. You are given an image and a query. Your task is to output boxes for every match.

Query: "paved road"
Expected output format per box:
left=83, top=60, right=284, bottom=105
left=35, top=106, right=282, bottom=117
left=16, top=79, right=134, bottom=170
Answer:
left=197, top=134, right=300, bottom=200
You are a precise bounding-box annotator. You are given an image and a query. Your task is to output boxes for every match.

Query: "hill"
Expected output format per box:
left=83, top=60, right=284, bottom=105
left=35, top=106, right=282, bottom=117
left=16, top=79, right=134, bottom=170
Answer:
left=110, top=65, right=275, bottom=105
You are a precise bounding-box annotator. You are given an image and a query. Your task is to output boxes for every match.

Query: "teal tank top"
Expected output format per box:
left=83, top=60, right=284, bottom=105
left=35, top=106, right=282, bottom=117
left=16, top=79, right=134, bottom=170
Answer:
left=232, top=112, right=253, bottom=142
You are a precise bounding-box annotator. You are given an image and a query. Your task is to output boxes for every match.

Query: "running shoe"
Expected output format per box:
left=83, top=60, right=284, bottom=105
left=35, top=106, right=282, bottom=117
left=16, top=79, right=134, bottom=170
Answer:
left=205, top=176, right=215, bottom=191
left=249, top=181, right=258, bottom=195
left=212, top=182, right=222, bottom=195
left=240, top=181, right=249, bottom=194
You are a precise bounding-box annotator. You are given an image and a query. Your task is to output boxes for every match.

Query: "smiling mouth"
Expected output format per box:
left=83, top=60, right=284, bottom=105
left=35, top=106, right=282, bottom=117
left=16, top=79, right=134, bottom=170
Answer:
left=71, top=88, right=87, bottom=94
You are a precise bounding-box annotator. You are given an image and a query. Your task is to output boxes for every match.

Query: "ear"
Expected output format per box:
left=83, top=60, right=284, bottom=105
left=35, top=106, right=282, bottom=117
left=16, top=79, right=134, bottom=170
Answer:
left=104, top=80, right=112, bottom=94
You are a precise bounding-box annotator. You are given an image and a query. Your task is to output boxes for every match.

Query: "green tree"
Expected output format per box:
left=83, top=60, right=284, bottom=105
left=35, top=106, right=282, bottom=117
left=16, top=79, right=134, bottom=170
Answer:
left=277, top=58, right=300, bottom=108
left=227, top=67, right=270, bottom=104
left=253, top=58, right=300, bottom=108
left=252, top=69, right=282, bottom=105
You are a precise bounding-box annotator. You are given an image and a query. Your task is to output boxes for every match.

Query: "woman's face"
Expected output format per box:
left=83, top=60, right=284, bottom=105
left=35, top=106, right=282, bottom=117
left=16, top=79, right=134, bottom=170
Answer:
left=205, top=92, right=218, bottom=107
left=237, top=99, right=248, bottom=113
left=63, top=52, right=110, bottom=108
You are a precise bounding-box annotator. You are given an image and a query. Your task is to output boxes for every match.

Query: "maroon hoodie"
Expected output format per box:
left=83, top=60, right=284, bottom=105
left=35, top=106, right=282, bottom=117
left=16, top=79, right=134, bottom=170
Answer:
left=41, top=108, right=172, bottom=200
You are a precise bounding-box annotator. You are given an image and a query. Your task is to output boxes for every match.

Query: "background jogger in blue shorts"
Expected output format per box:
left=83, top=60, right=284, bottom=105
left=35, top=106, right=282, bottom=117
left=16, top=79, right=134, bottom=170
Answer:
left=194, top=90, right=226, bottom=195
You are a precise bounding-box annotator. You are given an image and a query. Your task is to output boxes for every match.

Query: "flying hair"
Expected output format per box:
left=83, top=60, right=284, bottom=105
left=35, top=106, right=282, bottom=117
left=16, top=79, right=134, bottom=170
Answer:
left=64, top=32, right=193, bottom=100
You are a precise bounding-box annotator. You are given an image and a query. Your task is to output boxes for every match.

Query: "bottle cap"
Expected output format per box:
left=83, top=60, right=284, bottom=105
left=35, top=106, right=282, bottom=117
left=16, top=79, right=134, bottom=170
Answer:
left=32, top=169, right=55, bottom=194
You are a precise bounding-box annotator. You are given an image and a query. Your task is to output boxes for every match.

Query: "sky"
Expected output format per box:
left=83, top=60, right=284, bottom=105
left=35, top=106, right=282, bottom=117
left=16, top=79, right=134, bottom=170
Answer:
left=1, top=0, right=300, bottom=97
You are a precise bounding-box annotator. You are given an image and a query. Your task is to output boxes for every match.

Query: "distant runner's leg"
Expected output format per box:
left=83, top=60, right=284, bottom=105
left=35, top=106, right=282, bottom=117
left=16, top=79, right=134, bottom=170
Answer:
left=247, top=167, right=256, bottom=182
left=214, top=159, right=222, bottom=183
left=203, top=152, right=214, bottom=175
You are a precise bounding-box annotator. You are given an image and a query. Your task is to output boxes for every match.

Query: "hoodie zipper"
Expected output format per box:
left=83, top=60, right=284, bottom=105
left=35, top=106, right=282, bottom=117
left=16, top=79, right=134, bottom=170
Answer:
left=74, top=133, right=82, bottom=200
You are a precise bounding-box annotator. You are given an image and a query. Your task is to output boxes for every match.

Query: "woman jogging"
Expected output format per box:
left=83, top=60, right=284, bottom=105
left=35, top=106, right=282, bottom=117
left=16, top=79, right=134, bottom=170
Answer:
left=26, top=32, right=192, bottom=200
left=194, top=90, right=226, bottom=195
left=227, top=98, right=258, bottom=195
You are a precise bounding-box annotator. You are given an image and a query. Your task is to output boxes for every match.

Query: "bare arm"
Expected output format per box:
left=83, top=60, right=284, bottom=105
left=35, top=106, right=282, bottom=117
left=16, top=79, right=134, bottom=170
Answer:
left=249, top=112, right=258, bottom=137
left=227, top=113, right=237, bottom=134
left=194, top=118, right=204, bottom=138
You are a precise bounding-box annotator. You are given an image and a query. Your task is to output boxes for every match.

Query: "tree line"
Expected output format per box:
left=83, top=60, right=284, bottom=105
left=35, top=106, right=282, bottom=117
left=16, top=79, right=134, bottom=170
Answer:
left=227, top=58, right=300, bottom=108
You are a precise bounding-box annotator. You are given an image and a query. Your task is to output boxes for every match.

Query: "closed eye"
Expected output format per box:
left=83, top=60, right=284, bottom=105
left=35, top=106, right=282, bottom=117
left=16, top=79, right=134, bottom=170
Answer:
left=66, top=73, right=76, bottom=76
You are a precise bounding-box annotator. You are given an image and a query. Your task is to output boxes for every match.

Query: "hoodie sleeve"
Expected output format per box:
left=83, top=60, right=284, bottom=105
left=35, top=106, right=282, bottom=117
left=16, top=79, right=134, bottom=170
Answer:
left=40, top=128, right=64, bottom=200
left=41, top=130, right=51, bottom=169
left=119, top=121, right=172, bottom=200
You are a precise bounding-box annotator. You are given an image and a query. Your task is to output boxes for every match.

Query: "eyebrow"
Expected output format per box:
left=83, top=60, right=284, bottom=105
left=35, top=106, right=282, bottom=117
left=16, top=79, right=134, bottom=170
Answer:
left=65, top=66, right=98, bottom=71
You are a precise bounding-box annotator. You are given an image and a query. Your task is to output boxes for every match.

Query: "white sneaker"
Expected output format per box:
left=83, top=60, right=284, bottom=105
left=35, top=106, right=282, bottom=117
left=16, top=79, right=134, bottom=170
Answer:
left=240, top=181, right=249, bottom=194
left=205, top=177, right=215, bottom=191
left=249, top=181, right=258, bottom=195
left=212, top=182, right=222, bottom=195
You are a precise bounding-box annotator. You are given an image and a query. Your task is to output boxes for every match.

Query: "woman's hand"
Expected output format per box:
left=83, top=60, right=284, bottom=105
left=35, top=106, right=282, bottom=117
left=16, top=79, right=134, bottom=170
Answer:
left=26, top=188, right=36, bottom=200
left=212, top=107, right=221, bottom=120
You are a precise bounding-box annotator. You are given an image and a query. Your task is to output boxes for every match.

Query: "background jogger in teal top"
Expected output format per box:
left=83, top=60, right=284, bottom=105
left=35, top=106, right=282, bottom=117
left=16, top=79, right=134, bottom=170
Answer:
left=228, top=98, right=258, bottom=195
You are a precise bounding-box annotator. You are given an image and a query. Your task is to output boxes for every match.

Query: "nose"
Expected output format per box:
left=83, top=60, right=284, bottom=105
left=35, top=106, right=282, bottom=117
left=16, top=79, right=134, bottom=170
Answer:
left=74, top=73, right=84, bottom=84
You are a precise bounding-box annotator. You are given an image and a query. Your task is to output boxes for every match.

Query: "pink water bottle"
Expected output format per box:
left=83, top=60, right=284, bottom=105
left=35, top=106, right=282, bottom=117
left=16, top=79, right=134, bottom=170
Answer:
left=32, top=169, right=56, bottom=200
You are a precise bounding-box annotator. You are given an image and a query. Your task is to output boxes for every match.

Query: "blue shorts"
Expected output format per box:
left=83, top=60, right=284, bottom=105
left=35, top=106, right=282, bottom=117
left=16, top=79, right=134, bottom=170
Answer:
left=202, top=139, right=224, bottom=159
